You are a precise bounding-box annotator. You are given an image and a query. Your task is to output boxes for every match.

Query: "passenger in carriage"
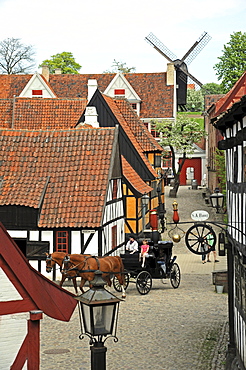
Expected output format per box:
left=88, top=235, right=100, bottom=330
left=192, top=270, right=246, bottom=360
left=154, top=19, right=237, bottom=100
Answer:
left=157, top=248, right=167, bottom=274
left=140, top=239, right=149, bottom=268
left=125, top=236, right=139, bottom=254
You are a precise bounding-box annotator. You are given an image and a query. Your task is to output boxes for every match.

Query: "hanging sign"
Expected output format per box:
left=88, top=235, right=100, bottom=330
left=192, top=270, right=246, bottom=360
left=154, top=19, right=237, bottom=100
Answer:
left=191, top=210, right=209, bottom=221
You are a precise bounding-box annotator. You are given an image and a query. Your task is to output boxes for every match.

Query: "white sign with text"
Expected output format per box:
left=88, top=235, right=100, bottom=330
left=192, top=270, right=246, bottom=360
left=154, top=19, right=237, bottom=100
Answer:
left=191, top=210, right=209, bottom=221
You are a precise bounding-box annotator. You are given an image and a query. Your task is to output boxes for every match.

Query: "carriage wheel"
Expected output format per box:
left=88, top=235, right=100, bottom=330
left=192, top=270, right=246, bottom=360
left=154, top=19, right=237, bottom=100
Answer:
left=185, top=223, right=216, bottom=255
left=136, top=271, right=152, bottom=295
left=113, top=273, right=129, bottom=292
left=170, top=263, right=181, bottom=289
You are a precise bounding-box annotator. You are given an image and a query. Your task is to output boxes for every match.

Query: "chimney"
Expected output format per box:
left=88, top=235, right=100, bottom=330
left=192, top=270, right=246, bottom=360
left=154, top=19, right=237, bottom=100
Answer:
left=166, top=63, right=175, bottom=86
left=87, top=79, right=98, bottom=102
left=42, top=65, right=50, bottom=82
left=55, top=68, right=62, bottom=74
left=83, top=106, right=99, bottom=127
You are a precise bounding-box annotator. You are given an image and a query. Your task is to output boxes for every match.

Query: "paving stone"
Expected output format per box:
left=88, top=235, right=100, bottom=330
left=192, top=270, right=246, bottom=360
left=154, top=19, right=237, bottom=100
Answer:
left=40, top=186, right=229, bottom=369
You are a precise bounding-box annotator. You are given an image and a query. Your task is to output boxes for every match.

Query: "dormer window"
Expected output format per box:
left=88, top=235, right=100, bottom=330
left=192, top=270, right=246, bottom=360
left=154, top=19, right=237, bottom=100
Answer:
left=114, top=89, right=125, bottom=96
left=32, top=90, right=43, bottom=97
left=131, top=103, right=137, bottom=110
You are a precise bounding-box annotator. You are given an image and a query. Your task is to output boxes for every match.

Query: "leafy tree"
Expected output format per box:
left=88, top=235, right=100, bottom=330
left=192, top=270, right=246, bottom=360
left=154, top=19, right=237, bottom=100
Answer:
left=186, top=88, right=204, bottom=111
left=0, top=37, right=35, bottom=74
left=215, top=149, right=226, bottom=196
left=39, top=52, right=81, bottom=74
left=103, top=59, right=136, bottom=73
left=201, top=82, right=224, bottom=95
left=214, top=31, right=246, bottom=92
left=153, top=114, right=207, bottom=196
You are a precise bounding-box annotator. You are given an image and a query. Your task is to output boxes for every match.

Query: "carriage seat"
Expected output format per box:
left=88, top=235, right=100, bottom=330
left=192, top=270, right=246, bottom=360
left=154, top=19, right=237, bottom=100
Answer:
left=147, top=245, right=155, bottom=257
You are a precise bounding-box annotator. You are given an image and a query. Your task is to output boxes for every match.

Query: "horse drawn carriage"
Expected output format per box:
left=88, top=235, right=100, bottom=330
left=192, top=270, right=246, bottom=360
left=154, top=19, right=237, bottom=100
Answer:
left=45, top=231, right=181, bottom=297
left=113, top=237, right=181, bottom=295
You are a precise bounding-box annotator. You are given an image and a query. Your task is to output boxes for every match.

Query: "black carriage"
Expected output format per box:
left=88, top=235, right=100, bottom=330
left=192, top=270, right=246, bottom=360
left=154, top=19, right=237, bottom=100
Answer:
left=113, top=239, right=181, bottom=295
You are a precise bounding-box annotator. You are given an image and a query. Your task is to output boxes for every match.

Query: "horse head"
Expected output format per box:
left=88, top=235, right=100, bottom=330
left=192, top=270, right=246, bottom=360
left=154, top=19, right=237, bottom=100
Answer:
left=46, top=253, right=56, bottom=273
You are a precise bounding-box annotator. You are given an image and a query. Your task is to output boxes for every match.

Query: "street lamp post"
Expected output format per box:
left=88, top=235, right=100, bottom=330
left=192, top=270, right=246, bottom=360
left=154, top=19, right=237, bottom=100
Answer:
left=141, top=193, right=150, bottom=231
left=210, top=187, right=225, bottom=213
left=75, top=270, right=122, bottom=370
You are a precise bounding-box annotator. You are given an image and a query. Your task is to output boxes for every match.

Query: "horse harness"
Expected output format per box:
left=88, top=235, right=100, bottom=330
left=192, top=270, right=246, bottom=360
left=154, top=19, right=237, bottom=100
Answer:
left=61, top=255, right=100, bottom=275
left=61, top=255, right=123, bottom=276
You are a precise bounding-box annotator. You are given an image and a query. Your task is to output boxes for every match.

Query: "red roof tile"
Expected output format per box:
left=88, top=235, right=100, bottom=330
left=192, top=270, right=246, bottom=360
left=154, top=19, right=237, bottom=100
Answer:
left=1, top=72, right=174, bottom=119
left=113, top=98, right=163, bottom=152
left=0, top=128, right=116, bottom=228
left=121, top=156, right=153, bottom=195
left=49, top=72, right=173, bottom=119
left=212, top=72, right=246, bottom=117
left=101, top=94, right=158, bottom=178
left=125, top=73, right=174, bottom=119
left=0, top=75, right=32, bottom=98
left=0, top=98, right=86, bottom=129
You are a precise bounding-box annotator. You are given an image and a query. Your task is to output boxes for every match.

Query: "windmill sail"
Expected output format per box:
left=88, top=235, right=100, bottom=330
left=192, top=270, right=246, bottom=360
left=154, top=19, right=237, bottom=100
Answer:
left=181, top=32, right=212, bottom=65
left=145, top=32, right=177, bottom=62
left=145, top=31, right=211, bottom=109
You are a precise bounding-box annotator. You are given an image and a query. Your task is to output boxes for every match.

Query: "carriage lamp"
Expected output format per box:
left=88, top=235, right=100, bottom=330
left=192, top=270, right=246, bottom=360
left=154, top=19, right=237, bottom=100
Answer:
left=210, top=188, right=225, bottom=213
left=75, top=270, right=122, bottom=370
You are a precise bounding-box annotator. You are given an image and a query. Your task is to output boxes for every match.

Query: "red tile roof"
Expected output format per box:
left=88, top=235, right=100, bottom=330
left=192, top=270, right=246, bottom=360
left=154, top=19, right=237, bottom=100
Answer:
left=101, top=94, right=158, bottom=178
left=1, top=72, right=173, bottom=119
left=121, top=156, right=153, bottom=195
left=49, top=72, right=173, bottom=118
left=125, top=73, right=174, bottom=119
left=0, top=128, right=117, bottom=228
left=49, top=73, right=114, bottom=98
left=0, top=98, right=86, bottom=129
left=113, top=98, right=163, bottom=153
left=212, top=71, right=246, bottom=118
left=0, top=75, right=32, bottom=98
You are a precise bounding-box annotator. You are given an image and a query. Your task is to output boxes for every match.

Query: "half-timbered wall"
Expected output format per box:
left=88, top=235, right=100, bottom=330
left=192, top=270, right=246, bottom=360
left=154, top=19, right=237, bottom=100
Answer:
left=220, top=113, right=246, bottom=369
left=102, top=178, right=125, bottom=256
left=5, top=179, right=124, bottom=279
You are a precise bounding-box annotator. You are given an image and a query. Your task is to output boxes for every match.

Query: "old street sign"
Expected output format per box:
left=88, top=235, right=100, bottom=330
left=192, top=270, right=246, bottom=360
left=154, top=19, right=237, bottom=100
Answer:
left=191, top=210, right=209, bottom=222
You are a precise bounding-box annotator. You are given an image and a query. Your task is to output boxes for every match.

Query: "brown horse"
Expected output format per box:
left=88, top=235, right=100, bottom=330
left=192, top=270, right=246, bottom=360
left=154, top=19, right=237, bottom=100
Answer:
left=45, top=252, right=90, bottom=294
left=61, top=254, right=126, bottom=298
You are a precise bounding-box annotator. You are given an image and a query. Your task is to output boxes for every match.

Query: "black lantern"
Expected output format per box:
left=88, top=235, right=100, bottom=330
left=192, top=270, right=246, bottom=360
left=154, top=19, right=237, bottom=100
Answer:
left=75, top=270, right=121, bottom=370
left=210, top=188, right=225, bottom=213
left=218, top=232, right=226, bottom=256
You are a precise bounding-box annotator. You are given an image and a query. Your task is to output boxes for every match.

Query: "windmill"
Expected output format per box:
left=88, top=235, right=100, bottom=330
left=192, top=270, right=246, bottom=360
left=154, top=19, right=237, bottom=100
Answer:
left=145, top=32, right=212, bottom=111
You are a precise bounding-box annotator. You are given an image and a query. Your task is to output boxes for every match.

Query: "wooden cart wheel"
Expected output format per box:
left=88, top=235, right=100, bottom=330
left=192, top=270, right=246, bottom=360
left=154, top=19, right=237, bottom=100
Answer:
left=185, top=223, right=216, bottom=255
left=113, top=272, right=129, bottom=292
left=136, top=271, right=152, bottom=295
left=170, top=263, right=181, bottom=289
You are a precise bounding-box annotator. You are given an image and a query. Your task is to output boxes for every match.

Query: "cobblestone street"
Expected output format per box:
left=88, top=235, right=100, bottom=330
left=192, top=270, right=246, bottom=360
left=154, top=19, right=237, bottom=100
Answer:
left=40, top=186, right=229, bottom=370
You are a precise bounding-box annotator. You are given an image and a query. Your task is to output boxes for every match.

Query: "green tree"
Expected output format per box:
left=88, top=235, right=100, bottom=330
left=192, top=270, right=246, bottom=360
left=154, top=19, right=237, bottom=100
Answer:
left=214, top=31, right=246, bottom=92
left=186, top=88, right=204, bottom=111
left=103, top=59, right=136, bottom=73
left=153, top=114, right=207, bottom=196
left=39, top=52, right=81, bottom=74
left=201, top=82, right=224, bottom=95
left=0, top=37, right=35, bottom=74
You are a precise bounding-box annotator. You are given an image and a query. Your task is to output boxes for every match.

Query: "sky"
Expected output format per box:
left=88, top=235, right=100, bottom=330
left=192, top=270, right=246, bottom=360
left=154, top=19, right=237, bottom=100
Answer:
left=0, top=0, right=245, bottom=85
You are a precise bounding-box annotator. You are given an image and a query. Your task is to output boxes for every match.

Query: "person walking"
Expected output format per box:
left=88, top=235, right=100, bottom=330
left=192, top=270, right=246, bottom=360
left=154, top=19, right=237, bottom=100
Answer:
left=206, top=233, right=219, bottom=263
